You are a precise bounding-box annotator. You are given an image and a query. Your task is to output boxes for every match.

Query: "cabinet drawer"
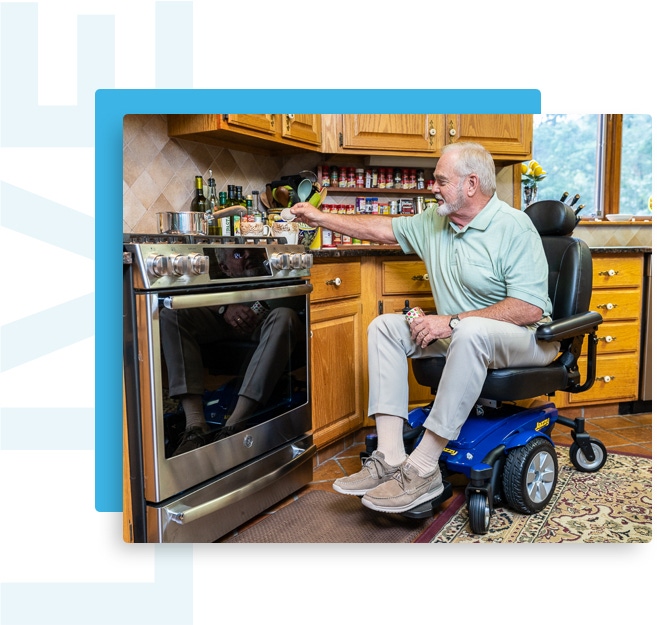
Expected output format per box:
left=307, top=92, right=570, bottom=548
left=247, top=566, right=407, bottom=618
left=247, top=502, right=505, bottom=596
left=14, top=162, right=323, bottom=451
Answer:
left=590, top=288, right=641, bottom=320
left=382, top=260, right=432, bottom=295
left=568, top=353, right=638, bottom=404
left=310, top=261, right=361, bottom=302
left=580, top=320, right=640, bottom=356
left=592, top=254, right=643, bottom=288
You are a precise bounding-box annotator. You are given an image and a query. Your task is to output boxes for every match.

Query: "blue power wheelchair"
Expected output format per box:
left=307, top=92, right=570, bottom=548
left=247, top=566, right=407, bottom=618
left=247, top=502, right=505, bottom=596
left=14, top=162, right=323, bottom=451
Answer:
left=362, top=201, right=608, bottom=534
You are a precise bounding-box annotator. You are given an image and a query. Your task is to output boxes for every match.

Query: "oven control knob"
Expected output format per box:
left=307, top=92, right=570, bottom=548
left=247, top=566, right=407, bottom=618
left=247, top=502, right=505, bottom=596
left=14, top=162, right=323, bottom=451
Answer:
left=290, top=253, right=303, bottom=269
left=302, top=253, right=314, bottom=269
left=269, top=253, right=290, bottom=271
left=188, top=254, right=209, bottom=275
left=146, top=253, right=171, bottom=277
left=169, top=254, right=189, bottom=276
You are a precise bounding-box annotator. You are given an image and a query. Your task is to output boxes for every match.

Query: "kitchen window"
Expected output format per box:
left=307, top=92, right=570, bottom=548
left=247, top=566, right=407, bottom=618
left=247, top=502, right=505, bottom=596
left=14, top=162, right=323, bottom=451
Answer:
left=531, top=114, right=652, bottom=218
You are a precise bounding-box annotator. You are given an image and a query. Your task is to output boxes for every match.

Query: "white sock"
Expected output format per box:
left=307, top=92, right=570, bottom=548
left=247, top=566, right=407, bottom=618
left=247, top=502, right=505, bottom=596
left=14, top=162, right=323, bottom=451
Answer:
left=375, top=414, right=407, bottom=466
left=408, top=430, right=448, bottom=476
left=181, top=395, right=208, bottom=430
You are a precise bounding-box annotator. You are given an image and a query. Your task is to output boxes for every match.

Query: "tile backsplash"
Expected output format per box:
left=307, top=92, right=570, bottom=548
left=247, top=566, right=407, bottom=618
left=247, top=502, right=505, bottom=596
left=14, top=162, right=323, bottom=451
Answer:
left=123, top=114, right=318, bottom=234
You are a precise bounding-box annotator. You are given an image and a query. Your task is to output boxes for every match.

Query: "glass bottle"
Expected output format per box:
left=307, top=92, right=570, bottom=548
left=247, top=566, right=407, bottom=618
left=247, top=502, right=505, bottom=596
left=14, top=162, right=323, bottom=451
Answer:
left=190, top=175, right=208, bottom=213
left=206, top=171, right=220, bottom=234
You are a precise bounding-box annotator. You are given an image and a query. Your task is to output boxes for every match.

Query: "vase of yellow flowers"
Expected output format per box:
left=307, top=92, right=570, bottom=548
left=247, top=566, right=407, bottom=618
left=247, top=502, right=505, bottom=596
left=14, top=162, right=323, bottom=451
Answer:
left=521, top=160, right=547, bottom=208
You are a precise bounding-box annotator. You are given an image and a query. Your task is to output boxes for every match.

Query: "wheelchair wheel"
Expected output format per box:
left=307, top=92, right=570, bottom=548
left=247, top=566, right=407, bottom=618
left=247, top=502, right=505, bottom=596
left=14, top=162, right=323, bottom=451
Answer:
left=569, top=438, right=607, bottom=473
left=503, top=437, right=558, bottom=514
left=468, top=492, right=490, bottom=535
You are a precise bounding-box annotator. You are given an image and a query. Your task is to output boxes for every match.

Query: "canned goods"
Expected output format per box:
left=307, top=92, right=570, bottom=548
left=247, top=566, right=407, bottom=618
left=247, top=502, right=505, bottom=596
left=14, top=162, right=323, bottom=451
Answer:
left=355, top=168, right=364, bottom=187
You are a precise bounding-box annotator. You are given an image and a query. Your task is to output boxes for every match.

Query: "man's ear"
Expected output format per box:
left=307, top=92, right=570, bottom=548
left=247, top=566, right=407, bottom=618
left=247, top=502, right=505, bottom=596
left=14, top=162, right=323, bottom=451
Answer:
left=465, top=174, right=479, bottom=197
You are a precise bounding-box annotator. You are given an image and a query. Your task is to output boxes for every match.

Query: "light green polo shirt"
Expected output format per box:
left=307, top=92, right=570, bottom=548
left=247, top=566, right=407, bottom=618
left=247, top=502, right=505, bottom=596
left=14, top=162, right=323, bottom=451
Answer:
left=391, top=194, right=553, bottom=317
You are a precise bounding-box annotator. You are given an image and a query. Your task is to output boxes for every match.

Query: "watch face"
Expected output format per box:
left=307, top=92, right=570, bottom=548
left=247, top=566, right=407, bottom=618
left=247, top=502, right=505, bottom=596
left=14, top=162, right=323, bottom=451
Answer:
left=449, top=317, right=459, bottom=329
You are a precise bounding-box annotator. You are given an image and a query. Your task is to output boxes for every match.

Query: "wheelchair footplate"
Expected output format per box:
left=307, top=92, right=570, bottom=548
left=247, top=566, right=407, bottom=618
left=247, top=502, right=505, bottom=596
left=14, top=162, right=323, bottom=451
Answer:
left=400, top=480, right=453, bottom=519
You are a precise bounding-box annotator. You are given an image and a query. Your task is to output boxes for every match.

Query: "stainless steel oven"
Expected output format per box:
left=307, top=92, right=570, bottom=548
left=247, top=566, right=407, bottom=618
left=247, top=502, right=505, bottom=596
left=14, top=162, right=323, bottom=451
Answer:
left=123, top=233, right=315, bottom=542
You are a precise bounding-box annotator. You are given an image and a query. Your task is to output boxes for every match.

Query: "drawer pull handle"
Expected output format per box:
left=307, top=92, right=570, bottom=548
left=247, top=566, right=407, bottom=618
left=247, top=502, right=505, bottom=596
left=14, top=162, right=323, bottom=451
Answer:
left=596, top=375, right=615, bottom=383
left=603, top=335, right=617, bottom=343
left=598, top=269, right=620, bottom=276
left=597, top=302, right=618, bottom=310
left=326, top=277, right=342, bottom=287
left=412, top=274, right=430, bottom=281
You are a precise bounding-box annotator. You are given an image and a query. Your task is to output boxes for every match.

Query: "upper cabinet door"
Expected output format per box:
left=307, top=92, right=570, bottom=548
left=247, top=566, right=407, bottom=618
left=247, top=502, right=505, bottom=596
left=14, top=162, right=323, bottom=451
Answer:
left=280, top=114, right=322, bottom=147
left=221, top=114, right=278, bottom=137
left=338, top=115, right=444, bottom=156
left=445, top=115, right=533, bottom=160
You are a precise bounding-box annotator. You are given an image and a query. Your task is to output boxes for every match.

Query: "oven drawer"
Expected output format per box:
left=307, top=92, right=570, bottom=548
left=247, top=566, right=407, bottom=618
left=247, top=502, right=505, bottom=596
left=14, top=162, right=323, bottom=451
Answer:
left=310, top=261, right=361, bottom=302
left=147, top=434, right=315, bottom=542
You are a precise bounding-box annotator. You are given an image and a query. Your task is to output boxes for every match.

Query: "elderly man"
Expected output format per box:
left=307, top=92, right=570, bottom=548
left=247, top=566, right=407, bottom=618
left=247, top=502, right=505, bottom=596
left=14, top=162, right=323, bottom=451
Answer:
left=290, top=142, right=558, bottom=514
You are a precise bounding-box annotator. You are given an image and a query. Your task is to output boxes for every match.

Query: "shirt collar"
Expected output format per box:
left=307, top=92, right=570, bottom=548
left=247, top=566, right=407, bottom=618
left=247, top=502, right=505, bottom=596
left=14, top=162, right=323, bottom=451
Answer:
left=449, top=193, right=500, bottom=233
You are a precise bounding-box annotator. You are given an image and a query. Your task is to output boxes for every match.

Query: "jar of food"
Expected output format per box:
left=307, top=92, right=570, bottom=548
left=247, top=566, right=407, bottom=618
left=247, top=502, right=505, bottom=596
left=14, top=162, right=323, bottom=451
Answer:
left=402, top=169, right=410, bottom=189
left=330, top=166, right=340, bottom=187
left=339, top=167, right=348, bottom=188
left=355, top=168, right=365, bottom=187
left=416, top=169, right=425, bottom=190
left=393, top=169, right=403, bottom=189
left=386, top=168, right=394, bottom=188
left=347, top=168, right=356, bottom=188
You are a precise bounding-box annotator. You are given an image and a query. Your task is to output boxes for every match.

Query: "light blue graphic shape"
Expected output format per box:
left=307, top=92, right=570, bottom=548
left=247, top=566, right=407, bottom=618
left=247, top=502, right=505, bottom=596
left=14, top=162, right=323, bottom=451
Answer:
left=156, top=2, right=193, bottom=88
left=1, top=544, right=194, bottom=625
left=0, top=293, right=94, bottom=372
left=0, top=3, right=114, bottom=148
left=0, top=182, right=94, bottom=259
left=0, top=407, right=93, bottom=449
left=96, top=88, right=542, bottom=513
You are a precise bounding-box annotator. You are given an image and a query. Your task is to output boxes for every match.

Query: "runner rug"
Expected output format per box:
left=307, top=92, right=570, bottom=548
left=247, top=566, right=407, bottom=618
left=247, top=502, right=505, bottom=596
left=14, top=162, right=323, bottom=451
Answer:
left=223, top=448, right=651, bottom=543
left=416, top=447, right=652, bottom=543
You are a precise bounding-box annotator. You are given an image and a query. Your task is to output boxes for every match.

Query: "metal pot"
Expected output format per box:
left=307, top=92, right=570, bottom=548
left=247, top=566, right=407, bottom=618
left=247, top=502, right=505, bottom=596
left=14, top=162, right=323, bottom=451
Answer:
left=157, top=212, right=174, bottom=234
left=172, top=211, right=207, bottom=235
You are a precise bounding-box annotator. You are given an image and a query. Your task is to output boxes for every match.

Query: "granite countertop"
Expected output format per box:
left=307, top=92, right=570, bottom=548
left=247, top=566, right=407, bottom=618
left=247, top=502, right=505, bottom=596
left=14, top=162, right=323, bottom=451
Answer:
left=312, top=245, right=651, bottom=258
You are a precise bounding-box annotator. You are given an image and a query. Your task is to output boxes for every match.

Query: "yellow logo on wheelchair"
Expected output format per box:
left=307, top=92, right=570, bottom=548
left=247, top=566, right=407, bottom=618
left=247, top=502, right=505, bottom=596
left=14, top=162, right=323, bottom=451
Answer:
left=535, top=417, right=550, bottom=431
left=443, top=447, right=458, bottom=455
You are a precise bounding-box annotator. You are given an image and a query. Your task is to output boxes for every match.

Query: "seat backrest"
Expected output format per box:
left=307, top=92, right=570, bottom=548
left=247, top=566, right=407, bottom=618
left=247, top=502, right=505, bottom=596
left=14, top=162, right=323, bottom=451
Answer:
left=524, top=200, right=593, bottom=320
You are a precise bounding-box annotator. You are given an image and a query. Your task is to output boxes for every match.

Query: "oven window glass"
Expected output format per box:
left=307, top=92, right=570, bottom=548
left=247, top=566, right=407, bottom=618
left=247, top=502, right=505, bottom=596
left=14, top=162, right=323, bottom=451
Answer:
left=205, top=247, right=273, bottom=280
left=158, top=292, right=307, bottom=458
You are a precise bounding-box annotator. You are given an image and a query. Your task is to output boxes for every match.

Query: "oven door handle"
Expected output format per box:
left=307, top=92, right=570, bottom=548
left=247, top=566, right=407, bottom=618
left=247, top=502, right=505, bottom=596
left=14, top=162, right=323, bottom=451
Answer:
left=162, top=283, right=313, bottom=310
left=166, top=442, right=316, bottom=525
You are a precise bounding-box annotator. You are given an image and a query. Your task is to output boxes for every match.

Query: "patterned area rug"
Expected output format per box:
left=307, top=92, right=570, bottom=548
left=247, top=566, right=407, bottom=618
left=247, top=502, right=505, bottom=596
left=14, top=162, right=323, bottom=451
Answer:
left=417, top=447, right=652, bottom=543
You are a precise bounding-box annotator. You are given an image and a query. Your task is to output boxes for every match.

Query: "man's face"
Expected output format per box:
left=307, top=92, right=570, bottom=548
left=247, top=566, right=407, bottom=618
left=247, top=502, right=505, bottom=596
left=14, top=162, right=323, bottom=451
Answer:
left=431, top=153, right=467, bottom=217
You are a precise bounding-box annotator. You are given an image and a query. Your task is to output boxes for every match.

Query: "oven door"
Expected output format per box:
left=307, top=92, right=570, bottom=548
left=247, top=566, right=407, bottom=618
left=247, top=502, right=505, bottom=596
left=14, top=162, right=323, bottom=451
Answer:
left=130, top=280, right=312, bottom=504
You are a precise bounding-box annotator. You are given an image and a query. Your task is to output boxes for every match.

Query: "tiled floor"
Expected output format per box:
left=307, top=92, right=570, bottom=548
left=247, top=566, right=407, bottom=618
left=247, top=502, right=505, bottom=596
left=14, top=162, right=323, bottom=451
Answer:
left=222, top=410, right=651, bottom=540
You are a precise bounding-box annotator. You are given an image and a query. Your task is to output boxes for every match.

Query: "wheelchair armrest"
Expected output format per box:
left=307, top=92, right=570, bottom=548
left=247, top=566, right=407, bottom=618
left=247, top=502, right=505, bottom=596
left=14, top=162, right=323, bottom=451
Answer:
left=536, top=311, right=603, bottom=342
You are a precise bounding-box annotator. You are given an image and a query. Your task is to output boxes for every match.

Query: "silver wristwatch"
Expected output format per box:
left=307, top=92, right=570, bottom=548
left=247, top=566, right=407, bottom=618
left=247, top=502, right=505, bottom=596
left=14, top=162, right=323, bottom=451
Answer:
left=449, top=314, right=461, bottom=330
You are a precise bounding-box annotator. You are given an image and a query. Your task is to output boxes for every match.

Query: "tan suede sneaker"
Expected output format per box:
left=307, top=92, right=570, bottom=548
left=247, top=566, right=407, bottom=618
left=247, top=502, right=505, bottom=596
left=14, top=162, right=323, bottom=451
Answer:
left=361, top=461, right=444, bottom=513
left=333, top=451, right=405, bottom=496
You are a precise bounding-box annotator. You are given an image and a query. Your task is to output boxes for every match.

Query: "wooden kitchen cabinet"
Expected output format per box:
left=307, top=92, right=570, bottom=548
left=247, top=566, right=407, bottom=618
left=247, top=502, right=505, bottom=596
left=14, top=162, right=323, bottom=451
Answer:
left=322, top=114, right=445, bottom=157
left=167, top=114, right=322, bottom=153
left=445, top=114, right=533, bottom=161
left=309, top=259, right=364, bottom=448
left=556, top=252, right=644, bottom=407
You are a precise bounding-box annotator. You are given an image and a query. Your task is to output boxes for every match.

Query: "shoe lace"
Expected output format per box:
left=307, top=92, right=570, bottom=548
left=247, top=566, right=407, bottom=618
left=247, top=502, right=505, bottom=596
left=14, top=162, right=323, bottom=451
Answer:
left=363, top=453, right=390, bottom=479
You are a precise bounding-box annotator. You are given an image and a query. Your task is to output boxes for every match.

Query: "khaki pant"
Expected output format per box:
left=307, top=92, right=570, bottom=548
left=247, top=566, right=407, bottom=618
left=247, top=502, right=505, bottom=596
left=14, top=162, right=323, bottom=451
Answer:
left=367, top=315, right=560, bottom=441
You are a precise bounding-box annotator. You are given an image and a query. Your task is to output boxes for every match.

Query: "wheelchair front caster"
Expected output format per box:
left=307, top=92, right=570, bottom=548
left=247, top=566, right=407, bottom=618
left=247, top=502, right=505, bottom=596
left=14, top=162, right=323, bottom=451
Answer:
left=468, top=492, right=491, bottom=534
left=569, top=437, right=607, bottom=472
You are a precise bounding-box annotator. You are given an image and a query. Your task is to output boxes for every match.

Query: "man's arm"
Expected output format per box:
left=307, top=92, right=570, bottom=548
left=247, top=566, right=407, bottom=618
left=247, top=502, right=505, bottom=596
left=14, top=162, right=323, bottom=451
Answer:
left=290, top=202, right=398, bottom=245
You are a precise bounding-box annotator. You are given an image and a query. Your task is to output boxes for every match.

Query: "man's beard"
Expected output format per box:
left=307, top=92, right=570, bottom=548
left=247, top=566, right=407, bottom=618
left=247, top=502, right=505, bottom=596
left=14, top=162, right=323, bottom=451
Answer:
left=436, top=186, right=466, bottom=217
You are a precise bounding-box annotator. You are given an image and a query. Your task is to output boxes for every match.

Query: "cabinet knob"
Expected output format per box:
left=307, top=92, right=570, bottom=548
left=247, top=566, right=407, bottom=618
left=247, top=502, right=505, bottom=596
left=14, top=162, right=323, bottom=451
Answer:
left=599, top=269, right=619, bottom=276
left=597, top=302, right=618, bottom=310
left=603, top=335, right=617, bottom=343
left=412, top=274, right=430, bottom=281
left=449, top=128, right=456, bottom=137
left=595, top=375, right=615, bottom=383
left=286, top=114, right=295, bottom=120
left=429, top=128, right=437, bottom=136
left=326, top=277, right=342, bottom=286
